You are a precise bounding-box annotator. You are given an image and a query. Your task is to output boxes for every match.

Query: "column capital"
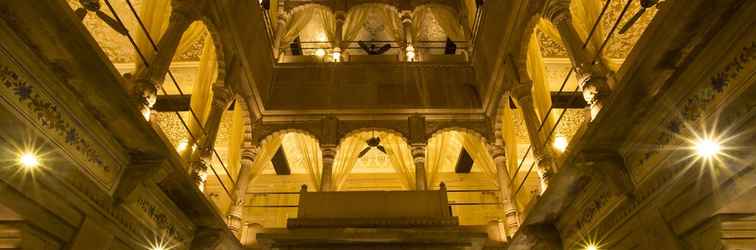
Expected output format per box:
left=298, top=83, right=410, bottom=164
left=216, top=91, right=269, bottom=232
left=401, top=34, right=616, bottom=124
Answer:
left=334, top=10, right=347, bottom=22
left=543, top=0, right=572, bottom=25
left=169, top=10, right=194, bottom=27
left=321, top=144, right=338, bottom=159
left=241, top=145, right=259, bottom=162
left=400, top=10, right=413, bottom=24
left=410, top=143, right=426, bottom=164
left=511, top=81, right=534, bottom=104
left=488, top=143, right=506, bottom=160
left=211, top=85, right=235, bottom=109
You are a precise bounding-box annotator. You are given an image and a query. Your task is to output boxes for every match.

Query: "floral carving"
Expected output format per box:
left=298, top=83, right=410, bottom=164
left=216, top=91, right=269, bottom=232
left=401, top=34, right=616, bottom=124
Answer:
left=0, top=63, right=123, bottom=190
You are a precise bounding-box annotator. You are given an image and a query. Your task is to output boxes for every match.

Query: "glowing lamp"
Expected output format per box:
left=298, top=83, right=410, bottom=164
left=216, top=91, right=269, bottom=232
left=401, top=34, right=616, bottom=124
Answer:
left=553, top=136, right=568, bottom=152
left=332, top=51, right=341, bottom=62
left=176, top=140, right=189, bottom=152
left=19, top=152, right=40, bottom=168
left=315, top=48, right=326, bottom=57
left=695, top=139, right=721, bottom=158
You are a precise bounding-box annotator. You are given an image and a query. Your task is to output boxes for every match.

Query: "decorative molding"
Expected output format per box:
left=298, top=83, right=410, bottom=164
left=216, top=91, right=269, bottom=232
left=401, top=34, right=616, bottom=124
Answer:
left=565, top=41, right=756, bottom=244
left=125, top=183, right=195, bottom=244
left=287, top=217, right=460, bottom=228
left=633, top=42, right=756, bottom=180
left=0, top=61, right=123, bottom=191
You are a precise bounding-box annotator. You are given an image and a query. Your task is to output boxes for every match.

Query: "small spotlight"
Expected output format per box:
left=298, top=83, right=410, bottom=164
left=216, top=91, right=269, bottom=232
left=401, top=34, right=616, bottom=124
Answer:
left=18, top=152, right=40, bottom=168
left=553, top=136, right=568, bottom=152
left=331, top=48, right=341, bottom=62
left=586, top=245, right=598, bottom=250
left=176, top=140, right=189, bottom=152
left=151, top=246, right=166, bottom=250
left=695, top=139, right=721, bottom=158
left=315, top=48, right=326, bottom=57
left=405, top=44, right=416, bottom=62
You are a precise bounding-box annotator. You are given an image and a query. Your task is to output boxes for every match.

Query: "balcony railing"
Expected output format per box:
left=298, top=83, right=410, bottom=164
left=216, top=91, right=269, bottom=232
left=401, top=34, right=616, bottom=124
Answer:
left=509, top=0, right=631, bottom=209
left=74, top=0, right=238, bottom=213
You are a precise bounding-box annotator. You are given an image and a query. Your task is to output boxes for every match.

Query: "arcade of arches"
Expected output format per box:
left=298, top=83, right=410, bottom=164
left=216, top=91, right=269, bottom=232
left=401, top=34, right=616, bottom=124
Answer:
left=0, top=0, right=754, bottom=249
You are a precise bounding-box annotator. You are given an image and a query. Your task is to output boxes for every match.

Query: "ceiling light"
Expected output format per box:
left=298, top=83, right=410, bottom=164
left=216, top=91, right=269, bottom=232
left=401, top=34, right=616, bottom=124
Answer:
left=553, top=136, right=568, bottom=152
left=176, top=140, right=189, bottom=152
left=18, top=152, right=40, bottom=168
left=586, top=244, right=598, bottom=250
left=331, top=48, right=341, bottom=62
left=315, top=48, right=326, bottom=57
left=405, top=44, right=416, bottom=62
left=695, top=138, right=721, bottom=158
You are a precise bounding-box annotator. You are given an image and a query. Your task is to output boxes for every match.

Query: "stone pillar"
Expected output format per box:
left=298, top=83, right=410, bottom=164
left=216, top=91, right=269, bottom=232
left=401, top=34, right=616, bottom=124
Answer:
left=190, top=86, right=235, bottom=189
left=272, top=12, right=290, bottom=59
left=544, top=0, right=612, bottom=120
left=132, top=8, right=196, bottom=117
left=400, top=11, right=414, bottom=44
left=512, top=82, right=556, bottom=193
left=334, top=11, right=346, bottom=49
left=488, top=144, right=520, bottom=238
left=411, top=144, right=427, bottom=190
left=320, top=145, right=337, bottom=191
left=400, top=11, right=416, bottom=62
left=226, top=145, right=257, bottom=238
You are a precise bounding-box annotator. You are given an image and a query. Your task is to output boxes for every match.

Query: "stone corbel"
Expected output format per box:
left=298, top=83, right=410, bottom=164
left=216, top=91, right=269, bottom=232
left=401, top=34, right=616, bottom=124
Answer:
left=113, top=152, right=165, bottom=205
left=575, top=151, right=635, bottom=197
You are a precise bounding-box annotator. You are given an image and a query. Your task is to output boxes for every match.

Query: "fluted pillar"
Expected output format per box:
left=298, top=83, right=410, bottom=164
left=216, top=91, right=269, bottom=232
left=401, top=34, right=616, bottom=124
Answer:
left=320, top=145, right=337, bottom=191
left=132, top=8, right=196, bottom=118
left=544, top=0, right=612, bottom=120
left=227, top=143, right=258, bottom=234
left=190, top=86, right=235, bottom=188
left=512, top=82, right=556, bottom=193
left=488, top=144, right=520, bottom=238
left=411, top=144, right=427, bottom=190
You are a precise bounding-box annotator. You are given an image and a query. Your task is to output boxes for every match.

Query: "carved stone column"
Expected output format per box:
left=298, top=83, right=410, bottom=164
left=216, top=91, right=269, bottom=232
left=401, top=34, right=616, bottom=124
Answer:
left=512, top=82, right=556, bottom=193
left=488, top=144, right=520, bottom=237
left=544, top=0, right=612, bottom=120
left=272, top=12, right=290, bottom=59
left=400, top=11, right=415, bottom=61
left=226, top=145, right=257, bottom=238
left=400, top=11, right=414, bottom=44
left=334, top=11, right=346, bottom=49
left=190, top=85, right=235, bottom=188
left=411, top=143, right=427, bottom=190
left=320, top=145, right=337, bottom=191
left=132, top=8, right=196, bottom=117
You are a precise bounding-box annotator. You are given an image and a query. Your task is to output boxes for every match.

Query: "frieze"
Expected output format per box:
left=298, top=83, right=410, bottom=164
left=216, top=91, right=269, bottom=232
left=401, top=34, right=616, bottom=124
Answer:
left=125, top=183, right=194, bottom=245
left=0, top=62, right=122, bottom=191
left=566, top=41, right=755, bottom=244
left=633, top=42, right=756, bottom=179
left=135, top=198, right=186, bottom=242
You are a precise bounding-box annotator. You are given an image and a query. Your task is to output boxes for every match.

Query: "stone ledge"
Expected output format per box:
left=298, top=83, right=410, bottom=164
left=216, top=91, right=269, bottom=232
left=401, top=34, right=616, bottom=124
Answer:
left=287, top=217, right=460, bottom=228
